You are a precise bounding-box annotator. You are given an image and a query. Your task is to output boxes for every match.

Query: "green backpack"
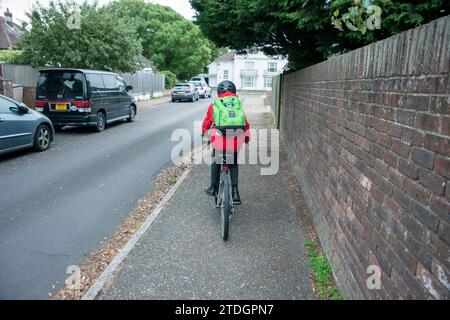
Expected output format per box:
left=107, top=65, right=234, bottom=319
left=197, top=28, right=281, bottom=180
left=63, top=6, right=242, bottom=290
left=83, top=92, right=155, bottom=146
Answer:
left=212, top=96, right=246, bottom=128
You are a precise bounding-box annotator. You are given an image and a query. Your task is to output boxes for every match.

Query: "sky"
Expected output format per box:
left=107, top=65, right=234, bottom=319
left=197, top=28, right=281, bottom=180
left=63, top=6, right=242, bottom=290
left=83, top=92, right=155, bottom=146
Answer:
left=0, top=0, right=196, bottom=23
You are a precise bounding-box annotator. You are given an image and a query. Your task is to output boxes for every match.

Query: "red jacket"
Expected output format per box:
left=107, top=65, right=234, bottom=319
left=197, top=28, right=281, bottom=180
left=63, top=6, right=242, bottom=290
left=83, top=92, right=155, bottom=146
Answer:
left=202, top=91, right=250, bottom=144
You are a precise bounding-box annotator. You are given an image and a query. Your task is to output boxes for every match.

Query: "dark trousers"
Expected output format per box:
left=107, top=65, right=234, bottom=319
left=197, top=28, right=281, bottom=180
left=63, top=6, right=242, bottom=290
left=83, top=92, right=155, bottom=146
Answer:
left=211, top=149, right=239, bottom=187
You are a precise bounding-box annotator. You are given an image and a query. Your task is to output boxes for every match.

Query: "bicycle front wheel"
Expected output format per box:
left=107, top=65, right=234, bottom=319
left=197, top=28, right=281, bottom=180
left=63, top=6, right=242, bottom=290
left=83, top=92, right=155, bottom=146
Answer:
left=221, top=174, right=231, bottom=241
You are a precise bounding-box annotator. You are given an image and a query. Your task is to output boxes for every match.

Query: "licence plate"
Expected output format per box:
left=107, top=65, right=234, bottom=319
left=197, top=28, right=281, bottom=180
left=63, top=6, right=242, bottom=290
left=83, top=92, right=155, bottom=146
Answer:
left=55, top=104, right=68, bottom=111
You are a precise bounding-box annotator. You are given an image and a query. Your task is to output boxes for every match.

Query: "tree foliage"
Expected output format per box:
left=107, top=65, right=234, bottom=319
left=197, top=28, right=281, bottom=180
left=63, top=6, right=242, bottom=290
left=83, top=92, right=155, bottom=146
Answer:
left=17, top=0, right=143, bottom=72
left=160, top=70, right=178, bottom=89
left=0, top=50, right=23, bottom=64
left=190, top=0, right=448, bottom=71
left=104, top=0, right=216, bottom=80
left=332, top=0, right=383, bottom=34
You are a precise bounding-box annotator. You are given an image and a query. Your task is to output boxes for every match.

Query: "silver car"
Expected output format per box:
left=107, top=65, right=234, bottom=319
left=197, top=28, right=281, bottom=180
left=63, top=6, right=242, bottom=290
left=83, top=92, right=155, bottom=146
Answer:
left=171, top=83, right=200, bottom=102
left=0, top=95, right=54, bottom=156
left=189, top=81, right=212, bottom=99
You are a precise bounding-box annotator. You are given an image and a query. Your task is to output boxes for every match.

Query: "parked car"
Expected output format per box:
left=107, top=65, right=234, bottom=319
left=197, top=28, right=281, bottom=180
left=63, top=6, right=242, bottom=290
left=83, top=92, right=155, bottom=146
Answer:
left=190, top=76, right=208, bottom=86
left=35, top=69, right=136, bottom=132
left=189, top=81, right=212, bottom=99
left=171, top=83, right=199, bottom=102
left=0, top=94, right=54, bottom=156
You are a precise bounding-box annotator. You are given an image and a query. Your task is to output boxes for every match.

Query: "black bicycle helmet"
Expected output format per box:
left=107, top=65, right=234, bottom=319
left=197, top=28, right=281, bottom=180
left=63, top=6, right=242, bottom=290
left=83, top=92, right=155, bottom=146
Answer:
left=217, top=80, right=236, bottom=95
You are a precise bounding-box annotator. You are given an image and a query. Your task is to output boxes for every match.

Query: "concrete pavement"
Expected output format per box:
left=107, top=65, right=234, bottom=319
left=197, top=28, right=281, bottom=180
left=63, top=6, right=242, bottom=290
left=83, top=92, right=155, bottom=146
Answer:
left=97, top=98, right=316, bottom=300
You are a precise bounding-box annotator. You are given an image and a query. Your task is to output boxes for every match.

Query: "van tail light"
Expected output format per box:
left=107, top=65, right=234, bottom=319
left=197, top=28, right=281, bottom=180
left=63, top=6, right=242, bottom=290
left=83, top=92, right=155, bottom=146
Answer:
left=72, top=101, right=91, bottom=113
left=35, top=101, right=46, bottom=112
left=72, top=101, right=91, bottom=107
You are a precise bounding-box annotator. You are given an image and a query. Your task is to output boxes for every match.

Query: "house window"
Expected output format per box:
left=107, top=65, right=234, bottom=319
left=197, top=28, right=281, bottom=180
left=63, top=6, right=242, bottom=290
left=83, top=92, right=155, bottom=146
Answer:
left=264, top=76, right=273, bottom=88
left=242, top=76, right=255, bottom=88
left=268, top=62, right=277, bottom=72
left=244, top=61, right=255, bottom=70
left=223, top=70, right=229, bottom=80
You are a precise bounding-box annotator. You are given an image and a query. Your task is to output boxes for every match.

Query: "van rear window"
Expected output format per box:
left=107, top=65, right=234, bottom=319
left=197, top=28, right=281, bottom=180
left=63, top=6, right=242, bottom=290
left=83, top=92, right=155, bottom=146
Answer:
left=37, top=71, right=85, bottom=100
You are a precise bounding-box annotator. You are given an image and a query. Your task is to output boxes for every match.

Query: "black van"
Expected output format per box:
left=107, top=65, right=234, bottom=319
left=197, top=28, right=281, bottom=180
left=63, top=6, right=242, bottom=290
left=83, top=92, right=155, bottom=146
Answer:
left=35, top=69, right=136, bottom=132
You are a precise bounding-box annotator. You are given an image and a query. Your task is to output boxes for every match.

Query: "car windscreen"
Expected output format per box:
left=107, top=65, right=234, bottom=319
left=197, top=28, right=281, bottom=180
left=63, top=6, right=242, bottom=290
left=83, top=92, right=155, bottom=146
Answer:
left=37, top=71, right=86, bottom=100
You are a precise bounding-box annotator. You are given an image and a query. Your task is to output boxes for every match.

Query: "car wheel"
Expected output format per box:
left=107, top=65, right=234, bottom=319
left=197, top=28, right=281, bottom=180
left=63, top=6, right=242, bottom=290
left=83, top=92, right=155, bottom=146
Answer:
left=34, top=124, right=51, bottom=152
left=127, top=105, right=136, bottom=122
left=172, top=98, right=176, bottom=102
left=95, top=112, right=106, bottom=132
left=200, top=94, right=205, bottom=99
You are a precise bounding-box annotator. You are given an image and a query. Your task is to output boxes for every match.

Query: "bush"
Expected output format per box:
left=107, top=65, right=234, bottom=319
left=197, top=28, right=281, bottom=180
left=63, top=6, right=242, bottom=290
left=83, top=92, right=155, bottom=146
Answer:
left=0, top=50, right=23, bottom=64
left=160, top=70, right=178, bottom=89
left=17, top=1, right=142, bottom=72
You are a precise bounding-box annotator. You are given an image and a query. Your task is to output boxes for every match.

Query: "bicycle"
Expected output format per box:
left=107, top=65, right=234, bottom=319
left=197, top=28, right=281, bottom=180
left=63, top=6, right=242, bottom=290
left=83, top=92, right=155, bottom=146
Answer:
left=214, top=150, right=235, bottom=241
left=204, top=126, right=243, bottom=241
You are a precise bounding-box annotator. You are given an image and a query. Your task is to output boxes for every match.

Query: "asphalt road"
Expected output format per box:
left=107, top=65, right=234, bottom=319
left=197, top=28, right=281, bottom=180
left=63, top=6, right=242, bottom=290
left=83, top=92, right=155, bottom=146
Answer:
left=0, top=97, right=211, bottom=299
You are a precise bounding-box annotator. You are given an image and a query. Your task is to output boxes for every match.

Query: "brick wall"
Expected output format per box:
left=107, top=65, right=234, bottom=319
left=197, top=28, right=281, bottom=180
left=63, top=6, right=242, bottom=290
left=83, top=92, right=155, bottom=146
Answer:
left=23, top=86, right=36, bottom=109
left=281, top=16, right=449, bottom=299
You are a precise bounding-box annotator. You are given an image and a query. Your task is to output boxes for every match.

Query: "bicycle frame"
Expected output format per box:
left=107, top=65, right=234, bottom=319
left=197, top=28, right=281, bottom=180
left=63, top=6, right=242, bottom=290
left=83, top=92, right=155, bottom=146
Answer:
left=215, top=153, right=234, bottom=210
left=204, top=125, right=235, bottom=241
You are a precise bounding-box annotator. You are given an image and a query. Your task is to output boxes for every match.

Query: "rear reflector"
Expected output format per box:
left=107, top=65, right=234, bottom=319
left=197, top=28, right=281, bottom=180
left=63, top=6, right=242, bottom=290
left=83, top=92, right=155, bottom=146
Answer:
left=36, top=101, right=47, bottom=107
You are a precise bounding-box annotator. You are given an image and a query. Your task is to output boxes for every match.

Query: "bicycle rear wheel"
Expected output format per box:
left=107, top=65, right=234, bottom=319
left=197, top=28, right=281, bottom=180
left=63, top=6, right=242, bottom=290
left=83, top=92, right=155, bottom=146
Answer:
left=221, top=174, right=231, bottom=241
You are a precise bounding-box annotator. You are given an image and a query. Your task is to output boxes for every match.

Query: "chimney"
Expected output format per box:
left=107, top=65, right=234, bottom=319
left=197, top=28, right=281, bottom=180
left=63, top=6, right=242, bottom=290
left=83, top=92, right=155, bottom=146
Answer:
left=4, top=8, right=12, bottom=23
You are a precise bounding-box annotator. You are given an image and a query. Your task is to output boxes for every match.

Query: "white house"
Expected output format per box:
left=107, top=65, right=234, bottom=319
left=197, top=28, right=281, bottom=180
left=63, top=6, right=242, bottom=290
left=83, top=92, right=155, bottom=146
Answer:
left=207, top=51, right=288, bottom=91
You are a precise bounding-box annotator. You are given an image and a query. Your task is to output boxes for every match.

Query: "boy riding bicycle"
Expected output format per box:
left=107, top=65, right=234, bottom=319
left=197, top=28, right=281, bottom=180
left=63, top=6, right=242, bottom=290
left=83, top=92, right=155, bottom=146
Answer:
left=202, top=80, right=250, bottom=205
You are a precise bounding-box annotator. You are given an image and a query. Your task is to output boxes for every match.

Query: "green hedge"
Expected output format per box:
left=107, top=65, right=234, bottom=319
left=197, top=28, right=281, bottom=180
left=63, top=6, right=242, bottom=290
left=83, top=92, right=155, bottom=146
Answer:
left=160, top=70, right=178, bottom=89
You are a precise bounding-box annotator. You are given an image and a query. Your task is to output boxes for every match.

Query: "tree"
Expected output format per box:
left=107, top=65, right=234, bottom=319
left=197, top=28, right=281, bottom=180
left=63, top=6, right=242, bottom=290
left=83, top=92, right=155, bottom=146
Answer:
left=149, top=19, right=212, bottom=80
left=17, top=0, right=143, bottom=72
left=0, top=50, right=22, bottom=63
left=160, top=70, right=178, bottom=89
left=104, top=0, right=214, bottom=80
left=330, top=0, right=448, bottom=48
left=190, top=0, right=448, bottom=71
left=208, top=42, right=228, bottom=68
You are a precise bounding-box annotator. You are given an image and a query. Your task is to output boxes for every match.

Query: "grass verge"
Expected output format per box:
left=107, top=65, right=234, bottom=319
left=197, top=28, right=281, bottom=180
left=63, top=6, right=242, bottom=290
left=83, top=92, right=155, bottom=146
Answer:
left=304, top=241, right=343, bottom=300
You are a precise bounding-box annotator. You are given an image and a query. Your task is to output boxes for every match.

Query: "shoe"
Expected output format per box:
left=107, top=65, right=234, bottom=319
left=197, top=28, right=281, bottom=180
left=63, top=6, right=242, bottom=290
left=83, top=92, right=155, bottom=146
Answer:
left=232, top=186, right=242, bottom=205
left=204, top=185, right=216, bottom=197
